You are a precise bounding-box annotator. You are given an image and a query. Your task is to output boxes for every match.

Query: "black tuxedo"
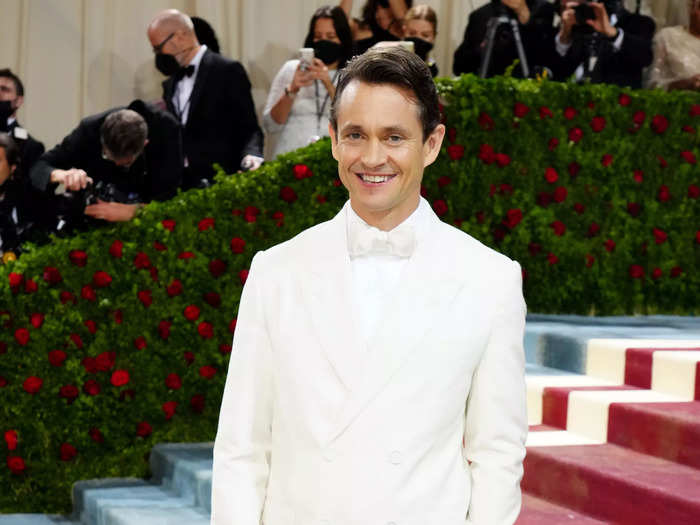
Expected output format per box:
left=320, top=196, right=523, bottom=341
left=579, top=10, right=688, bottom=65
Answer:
left=30, top=99, right=182, bottom=204
left=453, top=0, right=553, bottom=78
left=534, top=7, right=655, bottom=88
left=1, top=121, right=45, bottom=184
left=162, top=49, right=264, bottom=184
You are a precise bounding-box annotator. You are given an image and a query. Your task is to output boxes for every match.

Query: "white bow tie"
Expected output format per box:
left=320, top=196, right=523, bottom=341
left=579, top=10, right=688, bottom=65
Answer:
left=347, top=220, right=415, bottom=259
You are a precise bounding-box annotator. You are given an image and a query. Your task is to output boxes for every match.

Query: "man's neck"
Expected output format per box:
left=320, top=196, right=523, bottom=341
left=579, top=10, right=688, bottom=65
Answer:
left=182, top=44, right=202, bottom=66
left=351, top=196, right=420, bottom=232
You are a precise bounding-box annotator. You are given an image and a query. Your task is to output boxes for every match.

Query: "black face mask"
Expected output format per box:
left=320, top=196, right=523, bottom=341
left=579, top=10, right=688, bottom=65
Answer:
left=405, top=37, right=434, bottom=60
left=155, top=53, right=182, bottom=77
left=313, top=40, right=343, bottom=65
left=0, top=100, right=14, bottom=124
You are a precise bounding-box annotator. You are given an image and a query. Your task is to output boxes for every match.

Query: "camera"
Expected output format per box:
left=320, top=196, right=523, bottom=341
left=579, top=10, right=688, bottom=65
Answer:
left=574, top=0, right=596, bottom=25
left=54, top=180, right=133, bottom=219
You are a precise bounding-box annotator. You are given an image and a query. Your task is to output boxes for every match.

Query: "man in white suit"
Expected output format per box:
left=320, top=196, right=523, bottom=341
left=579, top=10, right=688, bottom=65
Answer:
left=212, top=46, right=528, bottom=525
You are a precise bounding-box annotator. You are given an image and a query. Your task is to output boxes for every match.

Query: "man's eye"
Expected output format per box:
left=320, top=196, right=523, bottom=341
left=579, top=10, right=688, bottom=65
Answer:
left=388, top=135, right=403, bottom=143
left=346, top=132, right=362, bottom=140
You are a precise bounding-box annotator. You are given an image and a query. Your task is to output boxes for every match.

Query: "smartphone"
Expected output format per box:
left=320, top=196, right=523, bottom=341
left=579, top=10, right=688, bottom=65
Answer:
left=299, top=48, right=314, bottom=71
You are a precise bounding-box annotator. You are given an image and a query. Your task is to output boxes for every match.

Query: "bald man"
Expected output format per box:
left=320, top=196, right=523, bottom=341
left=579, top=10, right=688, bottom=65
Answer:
left=147, top=10, right=264, bottom=189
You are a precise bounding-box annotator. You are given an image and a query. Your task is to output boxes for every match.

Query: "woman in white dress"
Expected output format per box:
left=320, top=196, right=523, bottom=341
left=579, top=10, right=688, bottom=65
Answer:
left=263, top=6, right=353, bottom=159
left=647, top=0, right=700, bottom=90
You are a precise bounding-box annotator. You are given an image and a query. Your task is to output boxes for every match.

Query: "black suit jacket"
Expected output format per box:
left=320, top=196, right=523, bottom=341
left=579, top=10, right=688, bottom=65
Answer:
left=4, top=121, right=45, bottom=184
left=162, top=49, right=264, bottom=180
left=31, top=99, right=182, bottom=203
left=535, top=8, right=655, bottom=88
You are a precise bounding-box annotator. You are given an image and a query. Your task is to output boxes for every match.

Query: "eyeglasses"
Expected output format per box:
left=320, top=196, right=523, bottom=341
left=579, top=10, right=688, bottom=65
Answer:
left=152, top=32, right=175, bottom=53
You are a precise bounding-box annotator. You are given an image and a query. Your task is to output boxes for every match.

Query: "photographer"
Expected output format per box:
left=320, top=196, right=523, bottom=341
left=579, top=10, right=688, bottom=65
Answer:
left=30, top=100, right=182, bottom=231
left=545, top=0, right=655, bottom=87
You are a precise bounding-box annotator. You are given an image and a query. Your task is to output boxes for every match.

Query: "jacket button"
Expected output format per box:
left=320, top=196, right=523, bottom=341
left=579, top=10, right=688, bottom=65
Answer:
left=389, top=450, right=402, bottom=465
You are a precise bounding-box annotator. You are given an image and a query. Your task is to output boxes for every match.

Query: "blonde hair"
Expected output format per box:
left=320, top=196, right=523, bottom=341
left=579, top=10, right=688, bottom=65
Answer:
left=404, top=4, right=437, bottom=34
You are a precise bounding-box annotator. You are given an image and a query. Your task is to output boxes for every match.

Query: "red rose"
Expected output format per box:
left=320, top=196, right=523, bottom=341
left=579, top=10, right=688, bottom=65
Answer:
left=197, top=321, right=214, bottom=339
left=547, top=253, right=559, bottom=265
left=244, top=206, right=260, bottom=222
left=59, top=384, right=79, bottom=403
left=184, top=305, right=201, bottom=322
left=629, top=265, right=645, bottom=279
left=653, top=228, right=667, bottom=244
left=604, top=239, right=616, bottom=252
left=627, top=202, right=641, bottom=217
left=240, top=269, right=249, bottom=285
left=475, top=211, right=486, bottom=224
left=197, top=218, right=214, bottom=232
left=229, top=318, right=237, bottom=334
left=432, top=199, right=448, bottom=217
left=14, top=328, right=30, bottom=346
left=504, top=209, right=523, bottom=229
left=544, top=167, right=558, bottom=184
left=280, top=186, right=297, bottom=203
left=162, top=219, right=176, bottom=231
left=591, top=116, right=606, bottom=132
left=601, top=154, right=613, bottom=167
left=7, top=456, right=25, bottom=474
left=658, top=185, right=671, bottom=202
left=691, top=104, right=700, bottom=117
left=167, top=279, right=183, bottom=297
left=206, top=259, right=226, bottom=279
left=203, top=292, right=221, bottom=308
left=550, top=221, right=566, bottom=236
left=69, top=250, right=88, bottom=267
left=9, top=272, right=23, bottom=291
left=633, top=170, right=643, bottom=183
left=5, top=430, right=18, bottom=451
left=162, top=401, right=178, bottom=421
left=165, top=373, right=182, bottom=390
left=495, top=153, right=511, bottom=167
left=585, top=254, right=595, bottom=268
left=632, top=110, right=646, bottom=125
left=0, top=342, right=6, bottom=355
left=82, top=357, right=97, bottom=374
left=587, top=222, right=601, bottom=237
left=199, top=365, right=216, bottom=379
left=133, top=252, right=151, bottom=269
left=272, top=210, right=284, bottom=227
left=316, top=194, right=327, bottom=204
left=153, top=241, right=167, bottom=252
left=190, top=394, right=205, bottom=413
left=447, top=145, right=465, bottom=161
left=437, top=176, right=452, bottom=188
left=83, top=319, right=97, bottom=334
left=528, top=243, right=542, bottom=256
left=293, top=164, right=313, bottom=179
left=158, top=320, right=172, bottom=340
left=48, top=349, right=67, bottom=367
left=563, top=107, right=577, bottom=120
left=587, top=101, right=595, bottom=109
left=548, top=137, right=559, bottom=151
left=652, top=268, right=663, bottom=280
left=110, top=370, right=130, bottom=387
left=536, top=192, right=552, bottom=207
left=539, top=106, right=553, bottom=119
left=137, top=290, right=153, bottom=307
left=24, top=279, right=38, bottom=293
left=513, top=102, right=530, bottom=118
left=89, top=428, right=104, bottom=443
left=681, top=151, right=697, bottom=164
left=619, top=93, right=631, bottom=106
left=0, top=377, right=7, bottom=387
left=658, top=155, right=668, bottom=168
left=95, top=351, right=116, bottom=372
left=178, top=251, right=196, bottom=259
left=219, top=344, right=232, bottom=354
left=70, top=333, right=84, bottom=349
left=30, top=313, right=44, bottom=329
left=184, top=351, right=195, bottom=365
left=568, top=127, right=583, bottom=143
left=150, top=264, right=159, bottom=280
left=109, top=239, right=123, bottom=258
left=478, top=112, right=495, bottom=130
left=83, top=380, right=100, bottom=396
left=81, top=285, right=97, bottom=302
left=23, top=376, right=42, bottom=394
left=92, top=271, right=112, bottom=289
left=136, top=422, right=152, bottom=437
left=671, top=266, right=683, bottom=278
left=478, top=143, right=495, bottom=165
left=683, top=125, right=695, bottom=134
left=689, top=185, right=700, bottom=199
left=553, top=186, right=568, bottom=203
left=60, top=291, right=76, bottom=305
left=492, top=226, right=507, bottom=243
left=133, top=336, right=147, bottom=350
left=113, top=309, right=123, bottom=324
left=651, top=114, right=669, bottom=134
left=229, top=237, right=246, bottom=255
left=568, top=162, right=581, bottom=177
left=43, top=266, right=62, bottom=285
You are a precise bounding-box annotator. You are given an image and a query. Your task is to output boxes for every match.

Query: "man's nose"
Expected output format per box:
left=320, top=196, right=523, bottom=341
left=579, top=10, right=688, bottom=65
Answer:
left=361, top=138, right=386, bottom=169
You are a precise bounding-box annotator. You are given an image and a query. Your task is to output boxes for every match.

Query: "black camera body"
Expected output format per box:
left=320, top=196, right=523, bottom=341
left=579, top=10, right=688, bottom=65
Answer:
left=54, top=180, right=135, bottom=221
left=574, top=0, right=596, bottom=25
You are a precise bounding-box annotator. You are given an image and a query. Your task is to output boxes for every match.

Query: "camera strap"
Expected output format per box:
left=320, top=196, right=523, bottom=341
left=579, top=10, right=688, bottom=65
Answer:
left=315, top=70, right=338, bottom=135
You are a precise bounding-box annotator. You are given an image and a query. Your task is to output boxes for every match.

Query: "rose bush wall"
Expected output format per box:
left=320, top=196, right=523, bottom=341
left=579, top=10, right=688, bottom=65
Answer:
left=0, top=75, right=698, bottom=512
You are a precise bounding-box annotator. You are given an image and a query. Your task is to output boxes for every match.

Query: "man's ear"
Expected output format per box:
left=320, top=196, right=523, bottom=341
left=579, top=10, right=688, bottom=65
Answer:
left=14, top=95, right=24, bottom=111
left=328, top=123, right=339, bottom=161
left=423, top=123, right=446, bottom=168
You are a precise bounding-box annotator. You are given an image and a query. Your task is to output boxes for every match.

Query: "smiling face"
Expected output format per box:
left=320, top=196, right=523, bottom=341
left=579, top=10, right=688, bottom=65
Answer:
left=329, top=80, right=444, bottom=230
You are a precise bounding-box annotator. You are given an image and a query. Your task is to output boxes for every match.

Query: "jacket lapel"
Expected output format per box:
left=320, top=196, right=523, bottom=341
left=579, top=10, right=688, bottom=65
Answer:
left=186, top=49, right=212, bottom=126
left=162, top=78, right=176, bottom=115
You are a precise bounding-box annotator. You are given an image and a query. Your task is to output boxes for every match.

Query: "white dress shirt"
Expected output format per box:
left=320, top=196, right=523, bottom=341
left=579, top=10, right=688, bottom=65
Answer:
left=172, top=44, right=207, bottom=125
left=346, top=197, right=430, bottom=345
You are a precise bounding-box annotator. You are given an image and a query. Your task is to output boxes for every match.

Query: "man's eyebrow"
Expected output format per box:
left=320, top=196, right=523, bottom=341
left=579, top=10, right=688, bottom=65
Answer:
left=382, top=125, right=411, bottom=136
left=339, top=124, right=364, bottom=134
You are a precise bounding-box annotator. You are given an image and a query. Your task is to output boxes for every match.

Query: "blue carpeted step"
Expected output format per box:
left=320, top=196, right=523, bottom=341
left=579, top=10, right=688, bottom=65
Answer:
left=0, top=516, right=79, bottom=524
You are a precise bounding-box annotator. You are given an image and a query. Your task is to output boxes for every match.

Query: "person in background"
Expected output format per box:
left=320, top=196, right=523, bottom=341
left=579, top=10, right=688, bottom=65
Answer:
left=647, top=0, right=700, bottom=90
left=402, top=4, right=439, bottom=77
left=263, top=6, right=353, bottom=159
left=147, top=9, right=264, bottom=189
left=341, top=0, right=412, bottom=55
left=0, top=133, right=32, bottom=260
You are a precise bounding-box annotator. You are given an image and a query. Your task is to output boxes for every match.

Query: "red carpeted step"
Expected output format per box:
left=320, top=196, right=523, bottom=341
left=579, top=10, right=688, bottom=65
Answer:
left=517, top=493, right=611, bottom=524
left=624, top=347, right=700, bottom=393
left=608, top=401, right=700, bottom=469
left=522, top=443, right=700, bottom=525
left=542, top=385, right=638, bottom=429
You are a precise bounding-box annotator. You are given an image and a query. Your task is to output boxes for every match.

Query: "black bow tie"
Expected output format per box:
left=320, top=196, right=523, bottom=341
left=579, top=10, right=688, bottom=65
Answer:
left=175, top=65, right=195, bottom=81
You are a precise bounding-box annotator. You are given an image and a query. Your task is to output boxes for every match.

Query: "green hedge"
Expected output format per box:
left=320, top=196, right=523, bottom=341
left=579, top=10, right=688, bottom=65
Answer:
left=0, top=75, right=698, bottom=512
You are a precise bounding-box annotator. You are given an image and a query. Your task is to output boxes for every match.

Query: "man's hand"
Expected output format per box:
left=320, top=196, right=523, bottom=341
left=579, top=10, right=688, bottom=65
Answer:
left=558, top=2, right=579, bottom=44
left=307, top=58, right=336, bottom=97
left=587, top=1, right=617, bottom=38
left=240, top=155, right=264, bottom=171
left=502, top=0, right=531, bottom=24
left=50, top=168, right=93, bottom=191
left=84, top=201, right=140, bottom=222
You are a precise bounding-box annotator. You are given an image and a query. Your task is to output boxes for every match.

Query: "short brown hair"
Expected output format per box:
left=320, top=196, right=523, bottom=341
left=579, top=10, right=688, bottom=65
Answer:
left=404, top=4, right=438, bottom=34
left=330, top=46, right=440, bottom=141
left=100, top=109, right=148, bottom=159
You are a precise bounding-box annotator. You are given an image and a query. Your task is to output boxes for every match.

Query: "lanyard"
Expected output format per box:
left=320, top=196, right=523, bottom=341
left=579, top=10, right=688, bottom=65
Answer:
left=314, top=70, right=338, bottom=135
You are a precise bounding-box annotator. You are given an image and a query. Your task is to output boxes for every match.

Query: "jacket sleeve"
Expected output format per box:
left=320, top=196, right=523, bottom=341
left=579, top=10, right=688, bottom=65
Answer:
left=464, top=259, right=528, bottom=525
left=29, top=122, right=89, bottom=193
left=146, top=111, right=183, bottom=202
left=211, top=251, right=273, bottom=524
left=231, top=62, right=264, bottom=161
left=453, top=11, right=485, bottom=76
